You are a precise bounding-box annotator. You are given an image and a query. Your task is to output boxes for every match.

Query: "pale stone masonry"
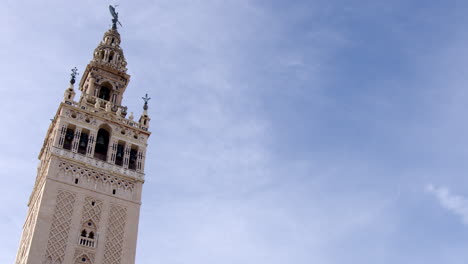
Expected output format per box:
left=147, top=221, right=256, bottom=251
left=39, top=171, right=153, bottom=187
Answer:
left=15, top=22, right=151, bottom=264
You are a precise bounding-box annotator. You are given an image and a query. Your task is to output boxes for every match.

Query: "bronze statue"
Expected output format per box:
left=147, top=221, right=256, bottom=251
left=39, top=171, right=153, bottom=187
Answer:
left=109, top=5, right=122, bottom=29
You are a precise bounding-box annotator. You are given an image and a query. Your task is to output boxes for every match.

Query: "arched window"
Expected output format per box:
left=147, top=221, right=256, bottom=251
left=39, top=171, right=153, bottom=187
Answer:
left=75, top=255, right=90, bottom=264
left=78, top=129, right=89, bottom=155
left=115, top=141, right=125, bottom=166
left=129, top=146, right=138, bottom=170
left=63, top=127, right=75, bottom=150
left=78, top=221, right=96, bottom=248
left=94, top=128, right=110, bottom=161
left=98, top=84, right=111, bottom=101
left=108, top=51, right=114, bottom=62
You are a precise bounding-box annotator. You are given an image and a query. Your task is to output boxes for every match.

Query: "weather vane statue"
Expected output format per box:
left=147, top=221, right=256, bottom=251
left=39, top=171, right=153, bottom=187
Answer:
left=109, top=5, right=122, bottom=29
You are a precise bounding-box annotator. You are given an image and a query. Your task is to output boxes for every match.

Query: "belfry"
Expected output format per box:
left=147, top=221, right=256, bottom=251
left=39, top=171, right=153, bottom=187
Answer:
left=15, top=7, right=150, bottom=264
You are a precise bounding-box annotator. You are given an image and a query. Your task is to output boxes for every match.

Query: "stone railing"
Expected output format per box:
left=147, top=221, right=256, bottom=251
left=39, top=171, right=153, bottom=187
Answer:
left=51, top=146, right=144, bottom=181
left=63, top=97, right=148, bottom=131
left=78, top=237, right=96, bottom=248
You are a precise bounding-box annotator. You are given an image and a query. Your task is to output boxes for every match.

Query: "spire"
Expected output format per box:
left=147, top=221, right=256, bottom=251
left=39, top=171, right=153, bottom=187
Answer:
left=70, top=67, right=78, bottom=85
left=91, top=29, right=127, bottom=72
left=77, top=7, right=131, bottom=116
left=89, top=5, right=126, bottom=72
left=139, top=94, right=151, bottom=129
left=64, top=67, right=78, bottom=102
left=142, top=94, right=151, bottom=112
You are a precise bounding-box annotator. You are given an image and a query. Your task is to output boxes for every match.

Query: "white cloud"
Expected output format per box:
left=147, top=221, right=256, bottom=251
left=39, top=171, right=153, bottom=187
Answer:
left=426, top=184, right=468, bottom=224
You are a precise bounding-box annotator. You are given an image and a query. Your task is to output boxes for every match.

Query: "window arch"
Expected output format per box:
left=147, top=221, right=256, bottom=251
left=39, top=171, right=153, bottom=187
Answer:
left=129, top=145, right=139, bottom=170
left=94, top=127, right=110, bottom=161
left=115, top=141, right=125, bottom=166
left=78, top=129, right=90, bottom=155
left=98, top=82, right=112, bottom=101
left=63, top=125, right=76, bottom=150
left=78, top=220, right=97, bottom=248
left=108, top=51, right=114, bottom=62
left=75, top=254, right=91, bottom=264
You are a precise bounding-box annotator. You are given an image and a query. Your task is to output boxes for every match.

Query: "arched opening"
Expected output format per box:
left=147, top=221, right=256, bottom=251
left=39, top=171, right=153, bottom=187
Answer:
left=115, top=141, right=125, bottom=166
left=98, top=83, right=111, bottom=101
left=75, top=255, right=91, bottom=264
left=63, top=125, right=75, bottom=150
left=78, top=129, right=89, bottom=155
left=129, top=146, right=138, bottom=170
left=94, top=128, right=110, bottom=161
left=78, top=220, right=96, bottom=248
left=108, top=51, right=114, bottom=62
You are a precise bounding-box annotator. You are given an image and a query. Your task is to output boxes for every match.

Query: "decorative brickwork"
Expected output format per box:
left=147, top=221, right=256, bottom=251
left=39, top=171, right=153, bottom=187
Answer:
left=58, top=160, right=135, bottom=196
left=103, top=205, right=127, bottom=264
left=74, top=248, right=95, bottom=264
left=81, top=197, right=103, bottom=225
left=43, top=190, right=76, bottom=264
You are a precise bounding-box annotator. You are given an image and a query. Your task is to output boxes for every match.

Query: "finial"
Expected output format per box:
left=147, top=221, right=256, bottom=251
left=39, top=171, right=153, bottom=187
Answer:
left=109, top=5, right=122, bottom=29
left=142, top=93, right=151, bottom=110
left=70, top=67, right=79, bottom=85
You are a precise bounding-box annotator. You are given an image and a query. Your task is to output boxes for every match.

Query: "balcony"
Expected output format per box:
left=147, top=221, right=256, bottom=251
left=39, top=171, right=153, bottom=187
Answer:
left=79, top=237, right=95, bottom=248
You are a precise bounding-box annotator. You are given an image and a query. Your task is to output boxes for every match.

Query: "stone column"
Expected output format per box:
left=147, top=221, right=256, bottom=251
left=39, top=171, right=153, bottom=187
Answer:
left=108, top=138, right=118, bottom=164
left=86, top=130, right=97, bottom=157
left=71, top=127, right=82, bottom=153
left=123, top=144, right=131, bottom=169
left=56, top=123, right=68, bottom=148
left=103, top=50, right=109, bottom=62
left=136, top=147, right=146, bottom=173
left=88, top=77, right=96, bottom=97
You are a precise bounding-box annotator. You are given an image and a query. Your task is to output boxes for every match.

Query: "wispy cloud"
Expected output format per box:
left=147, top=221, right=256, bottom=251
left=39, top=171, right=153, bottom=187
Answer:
left=426, top=184, right=468, bottom=224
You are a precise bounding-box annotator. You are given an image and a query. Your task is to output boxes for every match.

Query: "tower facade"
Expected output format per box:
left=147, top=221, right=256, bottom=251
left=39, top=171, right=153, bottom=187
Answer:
left=15, top=20, right=150, bottom=264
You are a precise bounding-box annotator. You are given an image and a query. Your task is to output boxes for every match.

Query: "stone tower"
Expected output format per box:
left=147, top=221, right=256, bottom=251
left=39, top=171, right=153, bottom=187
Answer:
left=15, top=17, right=151, bottom=264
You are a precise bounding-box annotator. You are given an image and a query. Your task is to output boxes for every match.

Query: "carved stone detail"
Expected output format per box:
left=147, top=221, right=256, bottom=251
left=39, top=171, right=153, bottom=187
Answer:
left=81, top=197, right=103, bottom=225
left=103, top=205, right=127, bottom=264
left=74, top=248, right=95, bottom=264
left=58, top=160, right=135, bottom=198
left=52, top=146, right=144, bottom=180
left=43, top=190, right=77, bottom=264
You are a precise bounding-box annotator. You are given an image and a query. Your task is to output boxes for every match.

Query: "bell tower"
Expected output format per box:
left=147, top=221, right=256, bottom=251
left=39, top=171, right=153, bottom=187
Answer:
left=15, top=8, right=150, bottom=264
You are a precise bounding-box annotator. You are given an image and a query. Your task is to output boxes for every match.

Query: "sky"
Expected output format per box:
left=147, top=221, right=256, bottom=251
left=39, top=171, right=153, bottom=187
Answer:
left=1, top=0, right=468, bottom=263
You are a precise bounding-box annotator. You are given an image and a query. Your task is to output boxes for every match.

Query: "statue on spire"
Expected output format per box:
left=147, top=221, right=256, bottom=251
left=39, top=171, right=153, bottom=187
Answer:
left=109, top=5, right=122, bottom=29
left=70, top=67, right=78, bottom=84
left=142, top=93, right=151, bottom=110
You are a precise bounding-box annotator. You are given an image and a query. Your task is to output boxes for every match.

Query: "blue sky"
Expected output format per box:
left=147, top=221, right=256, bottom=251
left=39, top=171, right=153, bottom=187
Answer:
left=1, top=0, right=468, bottom=263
